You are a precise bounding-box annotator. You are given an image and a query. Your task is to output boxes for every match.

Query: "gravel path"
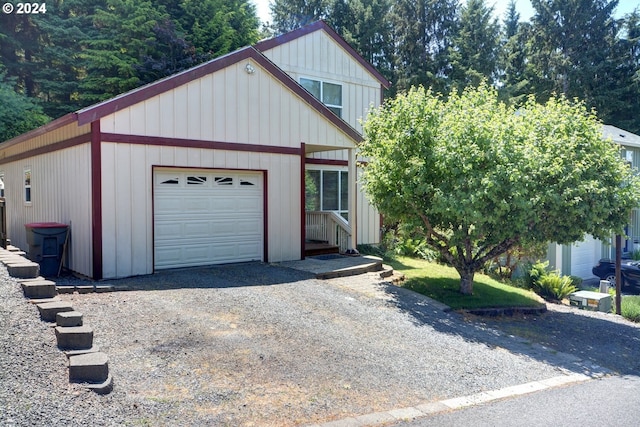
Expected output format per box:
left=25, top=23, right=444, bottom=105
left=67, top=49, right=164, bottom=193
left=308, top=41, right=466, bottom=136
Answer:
left=1, top=262, right=638, bottom=426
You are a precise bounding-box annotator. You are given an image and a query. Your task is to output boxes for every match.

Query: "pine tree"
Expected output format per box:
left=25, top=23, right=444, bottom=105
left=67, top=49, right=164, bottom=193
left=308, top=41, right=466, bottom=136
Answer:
left=391, top=0, right=458, bottom=93
left=448, top=0, right=500, bottom=91
left=269, top=0, right=332, bottom=34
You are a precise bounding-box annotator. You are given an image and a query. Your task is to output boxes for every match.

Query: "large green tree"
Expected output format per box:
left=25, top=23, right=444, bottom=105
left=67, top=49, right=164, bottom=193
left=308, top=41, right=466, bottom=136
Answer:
left=391, top=0, right=458, bottom=93
left=360, top=84, right=640, bottom=294
left=526, top=0, right=619, bottom=106
left=448, top=0, right=501, bottom=91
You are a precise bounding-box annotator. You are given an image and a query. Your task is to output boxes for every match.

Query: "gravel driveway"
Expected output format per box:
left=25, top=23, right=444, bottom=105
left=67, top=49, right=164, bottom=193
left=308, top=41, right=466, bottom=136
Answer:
left=1, top=262, right=638, bottom=426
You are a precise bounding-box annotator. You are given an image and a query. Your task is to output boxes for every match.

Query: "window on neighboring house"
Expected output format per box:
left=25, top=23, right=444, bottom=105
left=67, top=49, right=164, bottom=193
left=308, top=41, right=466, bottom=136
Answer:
left=305, top=169, right=349, bottom=220
left=24, top=168, right=31, bottom=204
left=300, top=78, right=343, bottom=118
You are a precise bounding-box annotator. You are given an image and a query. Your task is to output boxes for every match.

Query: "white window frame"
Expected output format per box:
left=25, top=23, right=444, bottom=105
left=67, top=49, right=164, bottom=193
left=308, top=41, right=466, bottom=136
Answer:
left=299, top=77, right=343, bottom=118
left=305, top=168, right=348, bottom=220
left=24, top=167, right=32, bottom=205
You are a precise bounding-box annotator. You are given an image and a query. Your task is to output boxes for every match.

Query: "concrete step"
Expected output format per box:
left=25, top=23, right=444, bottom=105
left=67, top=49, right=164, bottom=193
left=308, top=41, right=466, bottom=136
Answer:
left=55, top=325, right=93, bottom=350
left=21, top=280, right=57, bottom=299
left=6, top=261, right=40, bottom=279
left=36, top=301, right=74, bottom=322
left=68, top=352, right=109, bottom=383
left=56, top=310, right=83, bottom=327
left=315, top=255, right=384, bottom=279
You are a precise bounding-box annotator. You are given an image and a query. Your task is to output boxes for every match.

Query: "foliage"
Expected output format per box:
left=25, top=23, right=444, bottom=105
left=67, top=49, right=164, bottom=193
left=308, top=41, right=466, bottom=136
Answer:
left=360, top=83, right=640, bottom=295
left=0, top=71, right=50, bottom=141
left=621, top=296, right=640, bottom=322
left=389, top=256, right=544, bottom=310
left=534, top=274, right=577, bottom=302
left=521, top=260, right=578, bottom=301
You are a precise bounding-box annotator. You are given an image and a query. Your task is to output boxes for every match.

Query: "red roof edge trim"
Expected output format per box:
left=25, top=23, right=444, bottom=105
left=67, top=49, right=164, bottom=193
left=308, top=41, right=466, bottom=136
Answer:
left=254, top=20, right=391, bottom=89
left=0, top=112, right=78, bottom=148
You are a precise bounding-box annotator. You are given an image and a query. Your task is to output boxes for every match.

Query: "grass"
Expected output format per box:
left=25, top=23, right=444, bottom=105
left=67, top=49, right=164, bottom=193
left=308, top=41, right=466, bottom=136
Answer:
left=387, top=256, right=544, bottom=310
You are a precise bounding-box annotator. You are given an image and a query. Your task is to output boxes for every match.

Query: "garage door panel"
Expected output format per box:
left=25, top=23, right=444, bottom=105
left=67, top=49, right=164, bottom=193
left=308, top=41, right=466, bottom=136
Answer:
left=154, top=169, right=264, bottom=270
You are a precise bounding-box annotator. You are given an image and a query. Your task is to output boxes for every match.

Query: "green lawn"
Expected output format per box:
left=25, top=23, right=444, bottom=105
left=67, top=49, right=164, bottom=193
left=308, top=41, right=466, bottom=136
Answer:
left=388, top=256, right=544, bottom=310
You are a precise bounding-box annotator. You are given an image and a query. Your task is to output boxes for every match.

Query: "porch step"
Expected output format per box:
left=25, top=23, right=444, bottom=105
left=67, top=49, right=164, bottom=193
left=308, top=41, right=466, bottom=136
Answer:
left=305, top=242, right=340, bottom=257
left=55, top=325, right=93, bottom=350
left=36, top=301, right=74, bottom=322
left=21, top=280, right=57, bottom=299
left=68, top=352, right=110, bottom=384
left=315, top=255, right=384, bottom=279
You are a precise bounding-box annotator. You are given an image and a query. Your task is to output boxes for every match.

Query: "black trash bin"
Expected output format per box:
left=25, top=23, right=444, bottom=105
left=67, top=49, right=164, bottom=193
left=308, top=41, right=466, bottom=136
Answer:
left=24, top=222, right=69, bottom=277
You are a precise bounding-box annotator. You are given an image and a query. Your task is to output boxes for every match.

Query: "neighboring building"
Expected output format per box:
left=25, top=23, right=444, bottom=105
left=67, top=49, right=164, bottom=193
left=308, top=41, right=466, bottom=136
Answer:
left=547, top=125, right=640, bottom=279
left=0, top=21, right=390, bottom=279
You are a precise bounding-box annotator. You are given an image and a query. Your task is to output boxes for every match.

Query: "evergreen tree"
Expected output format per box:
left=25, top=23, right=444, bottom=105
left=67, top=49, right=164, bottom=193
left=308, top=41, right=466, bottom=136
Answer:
left=498, top=1, right=530, bottom=102
left=526, top=0, right=619, bottom=107
left=340, top=0, right=394, bottom=85
left=448, top=0, right=500, bottom=91
left=391, top=0, right=458, bottom=93
left=79, top=0, right=171, bottom=103
left=270, top=0, right=332, bottom=34
left=178, top=0, right=260, bottom=58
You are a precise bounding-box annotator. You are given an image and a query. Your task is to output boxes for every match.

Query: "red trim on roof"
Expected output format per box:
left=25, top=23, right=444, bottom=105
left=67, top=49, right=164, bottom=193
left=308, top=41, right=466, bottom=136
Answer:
left=255, top=21, right=391, bottom=89
left=0, top=113, right=77, bottom=148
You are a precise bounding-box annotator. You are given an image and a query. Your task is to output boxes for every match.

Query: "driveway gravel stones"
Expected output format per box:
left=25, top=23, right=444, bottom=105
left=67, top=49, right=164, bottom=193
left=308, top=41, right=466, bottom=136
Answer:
left=1, top=262, right=638, bottom=426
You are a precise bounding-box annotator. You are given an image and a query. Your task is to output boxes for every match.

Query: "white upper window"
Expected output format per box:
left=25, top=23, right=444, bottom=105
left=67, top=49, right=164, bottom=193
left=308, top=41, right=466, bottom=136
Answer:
left=300, top=78, right=343, bottom=118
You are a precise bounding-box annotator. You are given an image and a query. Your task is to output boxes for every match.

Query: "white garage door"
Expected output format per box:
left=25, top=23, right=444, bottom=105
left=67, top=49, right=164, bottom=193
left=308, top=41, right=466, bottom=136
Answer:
left=154, top=169, right=264, bottom=270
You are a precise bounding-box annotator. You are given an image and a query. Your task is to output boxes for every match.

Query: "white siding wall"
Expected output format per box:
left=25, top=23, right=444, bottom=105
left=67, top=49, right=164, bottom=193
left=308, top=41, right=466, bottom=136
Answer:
left=100, top=142, right=301, bottom=279
left=0, top=144, right=93, bottom=277
left=261, top=31, right=382, bottom=134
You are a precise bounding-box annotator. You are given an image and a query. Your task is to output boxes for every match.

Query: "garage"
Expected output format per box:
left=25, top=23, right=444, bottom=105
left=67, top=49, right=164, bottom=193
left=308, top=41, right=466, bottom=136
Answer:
left=153, top=168, right=265, bottom=270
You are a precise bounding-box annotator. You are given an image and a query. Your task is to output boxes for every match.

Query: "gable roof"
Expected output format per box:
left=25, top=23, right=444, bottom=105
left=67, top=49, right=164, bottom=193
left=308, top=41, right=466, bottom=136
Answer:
left=255, top=20, right=391, bottom=89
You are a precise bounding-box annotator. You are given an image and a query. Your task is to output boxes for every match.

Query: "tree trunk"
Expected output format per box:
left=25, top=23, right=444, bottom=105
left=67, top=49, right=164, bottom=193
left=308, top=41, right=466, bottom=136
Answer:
left=458, top=268, right=475, bottom=295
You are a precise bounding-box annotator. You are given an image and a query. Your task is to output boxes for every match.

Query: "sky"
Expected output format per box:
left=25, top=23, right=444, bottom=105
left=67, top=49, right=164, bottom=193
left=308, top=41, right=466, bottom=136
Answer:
left=251, top=0, right=640, bottom=24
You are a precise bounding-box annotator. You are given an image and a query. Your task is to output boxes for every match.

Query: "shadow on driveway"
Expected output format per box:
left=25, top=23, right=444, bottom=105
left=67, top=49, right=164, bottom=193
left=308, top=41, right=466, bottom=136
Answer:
left=380, top=282, right=640, bottom=378
left=59, top=262, right=315, bottom=291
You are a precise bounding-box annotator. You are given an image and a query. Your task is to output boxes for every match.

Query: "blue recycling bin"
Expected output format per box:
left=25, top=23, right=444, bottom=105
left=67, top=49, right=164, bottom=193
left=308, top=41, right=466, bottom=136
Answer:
left=24, top=222, right=69, bottom=277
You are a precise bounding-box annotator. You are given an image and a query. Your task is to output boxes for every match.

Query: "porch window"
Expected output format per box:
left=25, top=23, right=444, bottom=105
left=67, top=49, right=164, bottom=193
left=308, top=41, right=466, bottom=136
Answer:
left=305, top=170, right=348, bottom=220
left=300, top=78, right=342, bottom=118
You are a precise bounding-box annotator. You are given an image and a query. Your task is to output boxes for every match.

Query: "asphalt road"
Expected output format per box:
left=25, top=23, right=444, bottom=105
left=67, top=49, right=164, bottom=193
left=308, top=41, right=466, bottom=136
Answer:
left=393, top=375, right=640, bottom=427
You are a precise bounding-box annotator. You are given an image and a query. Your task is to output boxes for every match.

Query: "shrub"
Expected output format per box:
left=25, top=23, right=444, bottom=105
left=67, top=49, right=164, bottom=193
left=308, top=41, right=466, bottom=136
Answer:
left=621, top=296, right=640, bottom=322
left=523, top=260, right=551, bottom=290
left=535, top=274, right=577, bottom=302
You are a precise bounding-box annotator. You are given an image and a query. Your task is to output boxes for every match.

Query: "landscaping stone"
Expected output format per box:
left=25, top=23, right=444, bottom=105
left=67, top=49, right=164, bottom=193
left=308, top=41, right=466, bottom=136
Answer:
left=63, top=346, right=101, bottom=358
left=68, top=352, right=109, bottom=383
left=6, top=262, right=40, bottom=279
left=55, top=325, right=93, bottom=350
left=36, top=301, right=73, bottom=322
left=56, top=310, right=83, bottom=327
left=56, top=285, right=76, bottom=294
left=21, top=280, right=57, bottom=299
